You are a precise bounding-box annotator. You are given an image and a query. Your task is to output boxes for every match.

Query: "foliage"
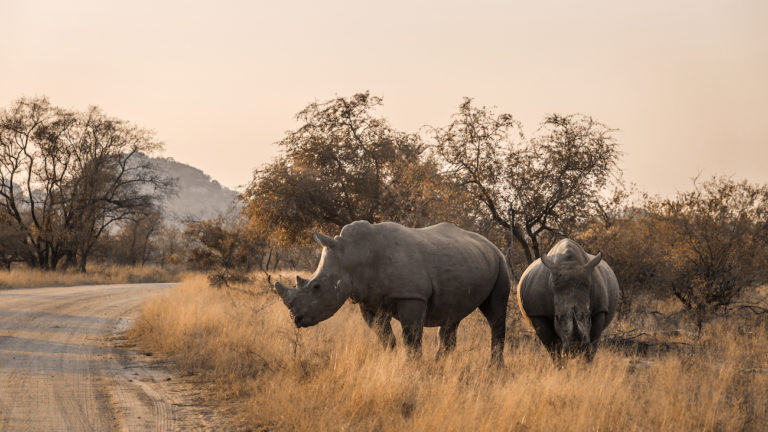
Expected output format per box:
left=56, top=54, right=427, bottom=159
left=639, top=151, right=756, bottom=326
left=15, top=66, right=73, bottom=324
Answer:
left=580, top=177, right=768, bottom=323
left=243, top=92, right=470, bottom=245
left=95, top=210, right=164, bottom=266
left=431, top=98, right=621, bottom=266
left=653, top=177, right=768, bottom=315
left=183, top=215, right=266, bottom=286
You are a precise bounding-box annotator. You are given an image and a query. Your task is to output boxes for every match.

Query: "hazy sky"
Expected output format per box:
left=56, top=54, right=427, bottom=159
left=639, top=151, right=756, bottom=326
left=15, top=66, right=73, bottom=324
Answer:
left=2, top=1, right=767, bottom=195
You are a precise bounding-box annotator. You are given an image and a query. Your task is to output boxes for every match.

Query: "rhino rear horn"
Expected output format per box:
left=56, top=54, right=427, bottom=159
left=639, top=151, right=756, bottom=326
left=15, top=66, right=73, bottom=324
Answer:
left=312, top=232, right=338, bottom=248
left=585, top=252, right=602, bottom=272
left=540, top=252, right=556, bottom=270
left=296, top=275, right=307, bottom=287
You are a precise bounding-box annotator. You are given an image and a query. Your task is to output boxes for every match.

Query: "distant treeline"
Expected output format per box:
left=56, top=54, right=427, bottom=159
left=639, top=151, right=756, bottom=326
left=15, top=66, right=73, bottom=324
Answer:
left=2, top=93, right=767, bottom=322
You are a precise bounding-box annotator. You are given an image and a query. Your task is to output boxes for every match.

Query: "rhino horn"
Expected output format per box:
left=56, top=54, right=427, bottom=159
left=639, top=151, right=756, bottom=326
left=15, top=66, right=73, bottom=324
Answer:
left=274, top=281, right=293, bottom=303
left=585, top=252, right=602, bottom=272
left=312, top=232, right=338, bottom=248
left=540, top=252, right=556, bottom=270
left=296, top=275, right=307, bottom=287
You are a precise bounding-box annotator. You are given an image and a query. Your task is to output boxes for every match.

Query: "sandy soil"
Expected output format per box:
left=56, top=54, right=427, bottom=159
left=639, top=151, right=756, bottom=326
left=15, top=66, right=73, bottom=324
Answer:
left=0, top=283, right=217, bottom=431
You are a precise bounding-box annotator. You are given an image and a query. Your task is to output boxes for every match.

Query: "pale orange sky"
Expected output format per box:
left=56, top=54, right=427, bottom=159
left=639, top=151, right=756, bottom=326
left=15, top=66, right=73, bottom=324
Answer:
left=2, top=1, right=767, bottom=195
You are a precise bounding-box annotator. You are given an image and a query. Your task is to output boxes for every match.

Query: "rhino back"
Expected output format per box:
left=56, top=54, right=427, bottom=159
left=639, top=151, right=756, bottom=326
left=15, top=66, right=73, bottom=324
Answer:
left=347, top=222, right=506, bottom=326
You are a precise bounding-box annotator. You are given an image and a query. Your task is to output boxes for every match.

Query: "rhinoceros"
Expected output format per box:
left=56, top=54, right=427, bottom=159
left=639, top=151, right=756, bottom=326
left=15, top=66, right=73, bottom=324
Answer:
left=516, top=238, right=619, bottom=363
left=274, top=220, right=511, bottom=365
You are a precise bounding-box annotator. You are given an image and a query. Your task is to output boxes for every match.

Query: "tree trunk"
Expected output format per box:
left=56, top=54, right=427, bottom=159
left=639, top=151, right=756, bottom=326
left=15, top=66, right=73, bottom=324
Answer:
left=78, top=252, right=88, bottom=273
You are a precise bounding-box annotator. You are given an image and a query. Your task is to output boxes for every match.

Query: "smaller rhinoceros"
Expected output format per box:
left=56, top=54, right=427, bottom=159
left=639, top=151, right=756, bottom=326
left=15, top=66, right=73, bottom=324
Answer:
left=274, top=220, right=511, bottom=365
left=517, top=239, right=619, bottom=363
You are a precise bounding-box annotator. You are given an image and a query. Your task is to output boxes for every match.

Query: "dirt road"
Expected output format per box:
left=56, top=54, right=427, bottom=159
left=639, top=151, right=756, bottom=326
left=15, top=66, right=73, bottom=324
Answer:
left=0, top=283, right=214, bottom=431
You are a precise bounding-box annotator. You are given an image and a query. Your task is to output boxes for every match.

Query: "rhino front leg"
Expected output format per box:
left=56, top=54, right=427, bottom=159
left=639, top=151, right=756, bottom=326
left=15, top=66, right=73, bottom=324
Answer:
left=585, top=312, right=607, bottom=362
left=359, top=305, right=396, bottom=349
left=396, top=299, right=426, bottom=358
left=529, top=316, right=565, bottom=365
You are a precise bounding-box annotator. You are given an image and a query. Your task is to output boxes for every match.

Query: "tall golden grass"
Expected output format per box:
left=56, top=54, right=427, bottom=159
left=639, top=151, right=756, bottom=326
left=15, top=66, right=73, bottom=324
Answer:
left=0, top=263, right=187, bottom=289
left=131, top=273, right=768, bottom=431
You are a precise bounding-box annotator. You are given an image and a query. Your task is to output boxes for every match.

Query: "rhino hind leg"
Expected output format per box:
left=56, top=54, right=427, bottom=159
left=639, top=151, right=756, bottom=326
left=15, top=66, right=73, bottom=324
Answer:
left=478, top=275, right=510, bottom=366
left=396, top=299, right=427, bottom=358
left=436, top=322, right=459, bottom=359
left=360, top=305, right=396, bottom=349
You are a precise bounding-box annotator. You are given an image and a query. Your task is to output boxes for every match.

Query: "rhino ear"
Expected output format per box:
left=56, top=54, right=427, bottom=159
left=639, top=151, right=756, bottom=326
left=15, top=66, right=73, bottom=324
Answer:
left=540, top=252, right=555, bottom=270
left=312, top=232, right=338, bottom=248
left=585, top=252, right=602, bottom=273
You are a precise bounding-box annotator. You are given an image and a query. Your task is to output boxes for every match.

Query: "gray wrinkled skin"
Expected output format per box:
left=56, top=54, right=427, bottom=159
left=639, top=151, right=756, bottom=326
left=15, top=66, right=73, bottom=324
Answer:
left=516, top=239, right=619, bottom=365
left=274, top=221, right=511, bottom=365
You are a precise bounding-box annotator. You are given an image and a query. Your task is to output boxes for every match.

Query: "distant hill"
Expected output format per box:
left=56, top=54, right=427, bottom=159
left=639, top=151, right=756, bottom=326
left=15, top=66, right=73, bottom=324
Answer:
left=148, top=156, right=239, bottom=223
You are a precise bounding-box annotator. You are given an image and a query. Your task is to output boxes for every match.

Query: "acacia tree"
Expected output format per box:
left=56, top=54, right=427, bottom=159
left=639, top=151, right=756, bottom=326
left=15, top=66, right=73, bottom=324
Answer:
left=0, top=97, right=172, bottom=271
left=243, top=92, right=466, bottom=244
left=432, top=98, right=621, bottom=266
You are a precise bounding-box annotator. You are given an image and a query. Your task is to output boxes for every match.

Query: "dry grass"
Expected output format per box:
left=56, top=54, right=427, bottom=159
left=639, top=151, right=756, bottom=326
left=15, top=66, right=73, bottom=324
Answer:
left=131, top=273, right=768, bottom=431
left=0, top=263, right=188, bottom=289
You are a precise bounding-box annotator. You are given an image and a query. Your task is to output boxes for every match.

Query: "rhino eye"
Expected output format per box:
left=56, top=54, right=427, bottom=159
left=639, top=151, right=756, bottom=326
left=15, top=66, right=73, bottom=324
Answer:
left=310, top=282, right=320, bottom=290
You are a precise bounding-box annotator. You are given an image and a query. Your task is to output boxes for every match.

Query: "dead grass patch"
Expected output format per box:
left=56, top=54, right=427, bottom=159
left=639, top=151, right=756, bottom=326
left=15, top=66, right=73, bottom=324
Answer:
left=131, top=274, right=768, bottom=431
left=0, top=264, right=188, bottom=289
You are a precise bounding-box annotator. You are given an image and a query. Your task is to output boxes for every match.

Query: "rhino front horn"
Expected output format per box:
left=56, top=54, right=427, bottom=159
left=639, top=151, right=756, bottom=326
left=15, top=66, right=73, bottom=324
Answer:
left=274, top=281, right=292, bottom=303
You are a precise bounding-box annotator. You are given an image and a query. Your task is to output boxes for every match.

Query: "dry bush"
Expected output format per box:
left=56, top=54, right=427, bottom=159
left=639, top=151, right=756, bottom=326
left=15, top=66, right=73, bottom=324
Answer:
left=131, top=274, right=768, bottom=431
left=0, top=263, right=187, bottom=289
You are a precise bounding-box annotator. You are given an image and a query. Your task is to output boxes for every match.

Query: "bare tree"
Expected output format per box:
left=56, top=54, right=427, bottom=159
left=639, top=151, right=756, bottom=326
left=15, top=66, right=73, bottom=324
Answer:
left=0, top=97, right=173, bottom=271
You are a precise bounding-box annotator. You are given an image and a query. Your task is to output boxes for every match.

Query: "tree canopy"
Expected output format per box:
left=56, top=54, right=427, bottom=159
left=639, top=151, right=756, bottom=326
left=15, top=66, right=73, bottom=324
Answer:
left=0, top=97, right=173, bottom=271
left=243, top=92, right=468, bottom=244
left=431, top=98, right=621, bottom=264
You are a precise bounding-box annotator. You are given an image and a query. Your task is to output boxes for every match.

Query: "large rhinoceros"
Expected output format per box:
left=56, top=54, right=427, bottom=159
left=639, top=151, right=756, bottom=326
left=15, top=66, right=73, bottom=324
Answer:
left=274, top=220, right=511, bottom=365
left=516, top=238, right=619, bottom=363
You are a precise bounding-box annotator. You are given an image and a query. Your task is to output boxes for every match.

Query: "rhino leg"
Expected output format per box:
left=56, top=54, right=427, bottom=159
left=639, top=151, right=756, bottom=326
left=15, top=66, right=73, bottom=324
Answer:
left=528, top=316, right=562, bottom=360
left=585, top=312, right=607, bottom=362
left=479, top=290, right=509, bottom=366
left=436, top=322, right=459, bottom=359
left=396, top=299, right=426, bottom=358
left=360, top=305, right=396, bottom=349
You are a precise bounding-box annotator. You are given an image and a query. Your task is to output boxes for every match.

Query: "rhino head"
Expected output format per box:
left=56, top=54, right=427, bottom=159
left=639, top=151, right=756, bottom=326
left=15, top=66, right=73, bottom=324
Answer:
left=274, top=232, right=353, bottom=328
left=540, top=251, right=602, bottom=351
